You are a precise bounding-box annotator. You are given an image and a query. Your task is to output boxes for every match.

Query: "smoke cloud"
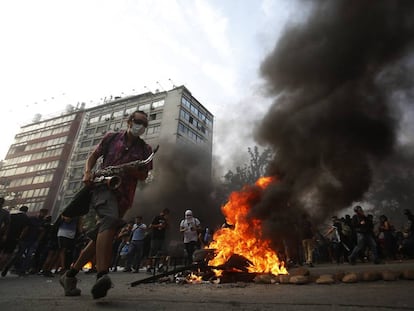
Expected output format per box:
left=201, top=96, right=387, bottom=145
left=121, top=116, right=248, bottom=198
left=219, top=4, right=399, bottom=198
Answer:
left=250, top=0, right=414, bottom=242
left=127, top=141, right=223, bottom=244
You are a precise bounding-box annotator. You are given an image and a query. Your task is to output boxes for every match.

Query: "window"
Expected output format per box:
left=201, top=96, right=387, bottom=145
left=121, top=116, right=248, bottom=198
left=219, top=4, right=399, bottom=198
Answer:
left=125, top=107, right=137, bottom=116
left=89, top=116, right=100, bottom=124
left=152, top=99, right=164, bottom=109
left=80, top=140, right=92, bottom=148
left=101, top=113, right=111, bottom=121
left=76, top=153, right=89, bottom=161
left=150, top=112, right=162, bottom=121
left=96, top=125, right=107, bottom=133
left=147, top=125, right=160, bottom=135
left=139, top=103, right=150, bottom=111
left=113, top=110, right=124, bottom=118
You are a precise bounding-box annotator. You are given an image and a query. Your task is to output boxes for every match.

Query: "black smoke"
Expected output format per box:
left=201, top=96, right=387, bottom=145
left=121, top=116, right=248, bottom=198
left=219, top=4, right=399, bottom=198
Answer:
left=126, top=141, right=223, bottom=245
left=251, top=0, right=414, bottom=243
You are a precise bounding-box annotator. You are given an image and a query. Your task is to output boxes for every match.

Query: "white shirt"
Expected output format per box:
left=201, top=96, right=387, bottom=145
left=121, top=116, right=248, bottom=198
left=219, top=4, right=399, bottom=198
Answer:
left=180, top=217, right=200, bottom=243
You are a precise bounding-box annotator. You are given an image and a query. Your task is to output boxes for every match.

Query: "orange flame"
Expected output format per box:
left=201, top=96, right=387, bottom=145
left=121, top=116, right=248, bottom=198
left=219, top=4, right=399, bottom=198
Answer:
left=186, top=272, right=203, bottom=284
left=83, top=261, right=93, bottom=270
left=208, top=176, right=287, bottom=275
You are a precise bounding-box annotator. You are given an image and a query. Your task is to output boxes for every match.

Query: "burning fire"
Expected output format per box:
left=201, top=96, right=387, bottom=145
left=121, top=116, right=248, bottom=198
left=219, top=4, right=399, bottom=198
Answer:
left=83, top=261, right=93, bottom=270
left=186, top=272, right=203, bottom=284
left=208, top=176, right=288, bottom=276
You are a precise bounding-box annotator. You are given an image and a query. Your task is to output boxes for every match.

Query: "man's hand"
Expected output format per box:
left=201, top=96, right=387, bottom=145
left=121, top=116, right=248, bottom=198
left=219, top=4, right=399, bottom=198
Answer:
left=83, top=171, right=94, bottom=186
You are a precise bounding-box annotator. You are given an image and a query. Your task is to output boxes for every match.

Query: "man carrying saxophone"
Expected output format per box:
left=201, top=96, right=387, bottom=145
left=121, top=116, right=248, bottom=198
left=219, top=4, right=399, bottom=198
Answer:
left=60, top=110, right=153, bottom=299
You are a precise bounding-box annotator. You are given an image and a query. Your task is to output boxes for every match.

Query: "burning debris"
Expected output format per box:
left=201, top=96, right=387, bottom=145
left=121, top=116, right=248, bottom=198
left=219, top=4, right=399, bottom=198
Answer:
left=208, top=177, right=287, bottom=276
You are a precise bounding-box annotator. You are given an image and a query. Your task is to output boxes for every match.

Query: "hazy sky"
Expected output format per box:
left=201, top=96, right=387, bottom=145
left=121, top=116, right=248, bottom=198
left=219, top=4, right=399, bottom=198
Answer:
left=0, top=0, right=304, bottom=172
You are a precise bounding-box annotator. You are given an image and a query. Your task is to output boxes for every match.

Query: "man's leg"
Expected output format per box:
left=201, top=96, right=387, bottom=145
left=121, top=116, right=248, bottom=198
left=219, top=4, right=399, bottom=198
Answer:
left=91, top=228, right=116, bottom=299
left=60, top=239, right=96, bottom=296
left=348, top=233, right=364, bottom=264
left=95, top=228, right=116, bottom=272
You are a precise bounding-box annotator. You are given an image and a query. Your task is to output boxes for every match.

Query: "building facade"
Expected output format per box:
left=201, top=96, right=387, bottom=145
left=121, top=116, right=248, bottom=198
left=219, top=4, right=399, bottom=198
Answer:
left=0, top=111, right=85, bottom=215
left=0, top=86, right=214, bottom=219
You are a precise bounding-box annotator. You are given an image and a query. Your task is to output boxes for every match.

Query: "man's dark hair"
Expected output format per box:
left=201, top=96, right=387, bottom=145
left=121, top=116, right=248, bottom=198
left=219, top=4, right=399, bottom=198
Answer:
left=128, top=110, right=148, bottom=120
left=354, top=205, right=363, bottom=212
left=19, top=205, right=28, bottom=212
left=0, top=197, right=4, bottom=206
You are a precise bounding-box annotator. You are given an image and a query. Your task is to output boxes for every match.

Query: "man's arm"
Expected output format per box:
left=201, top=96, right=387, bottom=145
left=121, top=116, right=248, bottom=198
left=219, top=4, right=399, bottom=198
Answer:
left=83, top=150, right=100, bottom=186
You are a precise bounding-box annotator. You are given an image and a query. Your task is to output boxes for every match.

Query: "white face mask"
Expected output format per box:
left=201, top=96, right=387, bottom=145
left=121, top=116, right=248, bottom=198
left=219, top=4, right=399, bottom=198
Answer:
left=131, top=124, right=145, bottom=137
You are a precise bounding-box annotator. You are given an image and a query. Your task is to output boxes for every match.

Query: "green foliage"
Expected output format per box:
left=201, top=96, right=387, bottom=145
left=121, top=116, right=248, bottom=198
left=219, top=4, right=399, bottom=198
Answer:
left=222, top=146, right=273, bottom=194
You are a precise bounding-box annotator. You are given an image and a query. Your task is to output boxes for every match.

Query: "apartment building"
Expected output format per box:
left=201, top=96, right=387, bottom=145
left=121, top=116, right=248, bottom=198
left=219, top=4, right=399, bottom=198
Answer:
left=0, top=86, right=213, bottom=218
left=0, top=110, right=85, bottom=215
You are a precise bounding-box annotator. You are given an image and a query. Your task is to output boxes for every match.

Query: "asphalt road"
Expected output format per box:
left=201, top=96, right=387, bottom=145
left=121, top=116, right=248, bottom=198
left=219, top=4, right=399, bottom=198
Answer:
left=1, top=260, right=414, bottom=311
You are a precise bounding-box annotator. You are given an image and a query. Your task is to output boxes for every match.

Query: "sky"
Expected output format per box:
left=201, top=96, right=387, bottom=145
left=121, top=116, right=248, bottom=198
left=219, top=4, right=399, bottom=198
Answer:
left=0, top=0, right=305, bottom=173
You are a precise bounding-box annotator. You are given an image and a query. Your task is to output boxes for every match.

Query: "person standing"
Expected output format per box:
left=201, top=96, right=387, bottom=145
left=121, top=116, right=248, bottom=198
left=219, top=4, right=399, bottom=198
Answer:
left=149, top=208, right=170, bottom=258
left=0, top=206, right=30, bottom=276
left=60, top=110, right=153, bottom=299
left=0, top=198, right=10, bottom=248
left=179, top=210, right=201, bottom=266
left=325, top=216, right=347, bottom=264
left=348, top=205, right=379, bottom=265
left=299, top=213, right=315, bottom=267
left=56, top=215, right=80, bottom=273
left=124, top=216, right=147, bottom=273
left=377, top=214, right=396, bottom=260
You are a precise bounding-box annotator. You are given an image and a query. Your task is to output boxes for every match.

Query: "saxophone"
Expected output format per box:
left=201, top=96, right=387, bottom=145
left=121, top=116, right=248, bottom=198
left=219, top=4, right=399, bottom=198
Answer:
left=93, top=145, right=159, bottom=189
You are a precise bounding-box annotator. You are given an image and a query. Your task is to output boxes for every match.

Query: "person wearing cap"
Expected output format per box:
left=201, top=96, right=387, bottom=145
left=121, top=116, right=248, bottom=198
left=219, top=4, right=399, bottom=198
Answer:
left=348, top=205, right=379, bottom=265
left=179, top=210, right=201, bottom=266
left=60, top=110, right=153, bottom=299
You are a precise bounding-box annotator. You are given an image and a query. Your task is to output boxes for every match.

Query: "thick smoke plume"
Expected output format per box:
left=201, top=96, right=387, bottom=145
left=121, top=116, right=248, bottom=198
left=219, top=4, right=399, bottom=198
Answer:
left=127, top=141, right=222, bottom=244
left=251, top=0, right=414, bottom=243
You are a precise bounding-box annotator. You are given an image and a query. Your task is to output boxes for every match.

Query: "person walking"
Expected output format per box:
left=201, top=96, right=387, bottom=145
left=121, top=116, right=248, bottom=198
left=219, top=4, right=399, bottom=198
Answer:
left=348, top=205, right=380, bottom=265
left=60, top=110, right=153, bottom=299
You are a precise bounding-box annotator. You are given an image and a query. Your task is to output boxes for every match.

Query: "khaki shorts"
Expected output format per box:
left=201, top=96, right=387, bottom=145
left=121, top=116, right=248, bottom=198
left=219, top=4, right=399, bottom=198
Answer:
left=89, top=185, right=125, bottom=239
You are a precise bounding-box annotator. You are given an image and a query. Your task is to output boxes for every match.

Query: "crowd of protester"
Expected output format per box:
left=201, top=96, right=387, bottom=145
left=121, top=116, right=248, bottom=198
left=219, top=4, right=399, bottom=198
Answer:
left=312, top=207, right=414, bottom=265
left=0, top=197, right=413, bottom=277
left=0, top=201, right=212, bottom=277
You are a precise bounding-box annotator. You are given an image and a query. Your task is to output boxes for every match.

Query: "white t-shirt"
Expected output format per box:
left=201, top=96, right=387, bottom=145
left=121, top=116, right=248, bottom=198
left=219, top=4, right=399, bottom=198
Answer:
left=180, top=217, right=200, bottom=243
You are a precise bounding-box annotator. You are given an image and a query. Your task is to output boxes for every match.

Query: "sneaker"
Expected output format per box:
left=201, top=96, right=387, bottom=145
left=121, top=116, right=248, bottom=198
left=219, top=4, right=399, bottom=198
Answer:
left=122, top=268, right=132, bottom=272
left=42, top=270, right=54, bottom=278
left=59, top=272, right=81, bottom=296
left=91, top=274, right=113, bottom=299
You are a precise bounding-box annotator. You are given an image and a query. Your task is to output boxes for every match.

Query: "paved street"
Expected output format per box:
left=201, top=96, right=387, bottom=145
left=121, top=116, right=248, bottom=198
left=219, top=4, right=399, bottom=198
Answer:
left=1, top=260, right=414, bottom=311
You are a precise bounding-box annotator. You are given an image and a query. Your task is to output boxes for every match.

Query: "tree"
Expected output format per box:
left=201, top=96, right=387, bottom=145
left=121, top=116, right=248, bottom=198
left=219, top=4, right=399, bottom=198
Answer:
left=222, top=146, right=273, bottom=194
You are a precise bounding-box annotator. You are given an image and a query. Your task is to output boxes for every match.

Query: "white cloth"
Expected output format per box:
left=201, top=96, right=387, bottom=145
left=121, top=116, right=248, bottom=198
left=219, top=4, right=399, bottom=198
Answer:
left=57, top=219, right=77, bottom=239
left=180, top=217, right=200, bottom=243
